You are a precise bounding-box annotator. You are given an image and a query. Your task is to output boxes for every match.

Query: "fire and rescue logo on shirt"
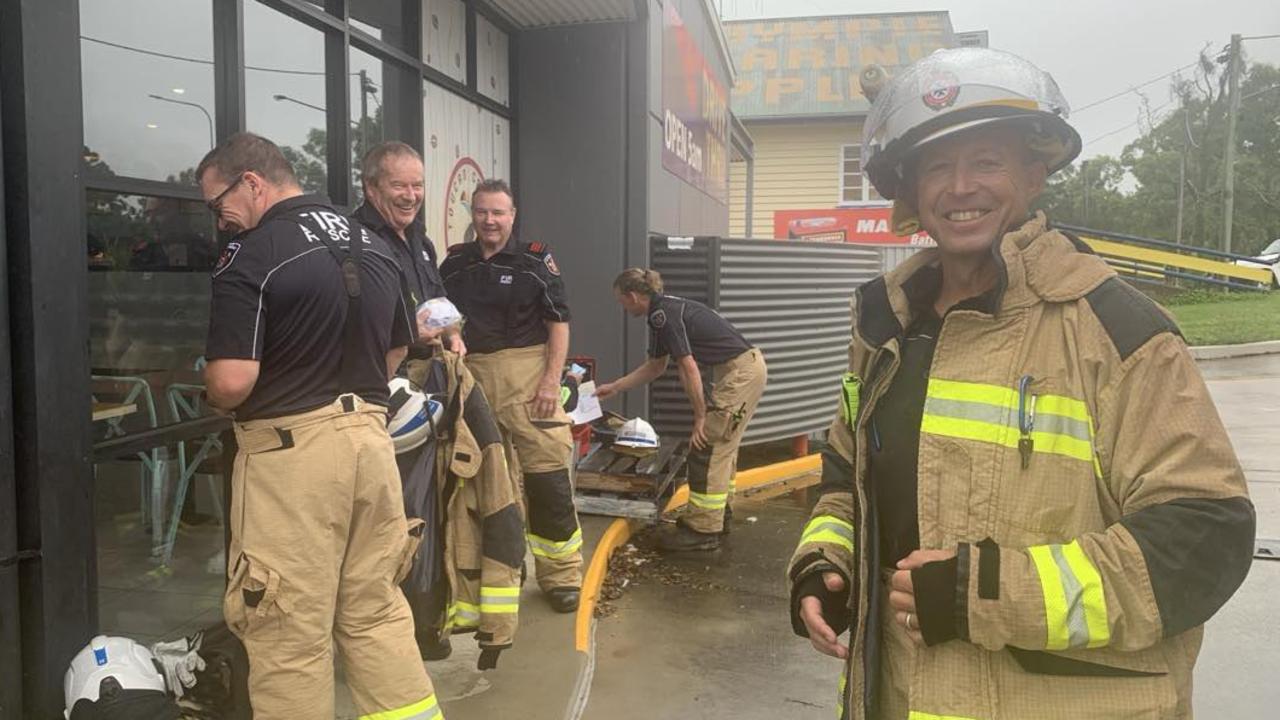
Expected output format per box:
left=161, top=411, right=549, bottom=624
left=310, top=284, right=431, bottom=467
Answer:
left=444, top=157, right=484, bottom=248
left=544, top=253, right=560, bottom=276
left=212, top=241, right=241, bottom=277
left=649, top=309, right=666, bottom=328
left=922, top=71, right=960, bottom=111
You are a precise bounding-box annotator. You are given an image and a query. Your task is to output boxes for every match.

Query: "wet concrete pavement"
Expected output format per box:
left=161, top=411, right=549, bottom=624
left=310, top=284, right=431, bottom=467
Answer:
left=1194, top=355, right=1280, bottom=719
left=585, top=492, right=836, bottom=720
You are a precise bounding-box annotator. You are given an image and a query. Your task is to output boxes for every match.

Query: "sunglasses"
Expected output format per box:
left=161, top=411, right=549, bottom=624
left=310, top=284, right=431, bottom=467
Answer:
left=206, top=174, right=246, bottom=215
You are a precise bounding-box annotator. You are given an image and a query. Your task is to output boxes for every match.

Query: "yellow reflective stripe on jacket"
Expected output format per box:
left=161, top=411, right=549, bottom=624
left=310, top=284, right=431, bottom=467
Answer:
left=689, top=490, right=729, bottom=509
left=358, top=693, right=443, bottom=720
left=480, top=586, right=520, bottom=614
left=840, top=373, right=861, bottom=430
left=1028, top=540, right=1110, bottom=650
left=907, top=712, right=982, bottom=720
left=448, top=600, right=481, bottom=629
left=800, top=515, right=854, bottom=554
left=921, top=379, right=1095, bottom=464
left=528, top=528, right=583, bottom=559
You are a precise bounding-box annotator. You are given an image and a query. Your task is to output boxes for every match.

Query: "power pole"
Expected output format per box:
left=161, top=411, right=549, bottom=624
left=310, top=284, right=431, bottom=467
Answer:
left=1081, top=160, right=1090, bottom=224
left=1222, top=33, right=1242, bottom=254
left=1176, top=109, right=1190, bottom=244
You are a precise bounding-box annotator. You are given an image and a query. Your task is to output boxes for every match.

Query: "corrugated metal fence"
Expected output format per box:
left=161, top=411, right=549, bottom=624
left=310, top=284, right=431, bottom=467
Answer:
left=648, top=236, right=883, bottom=445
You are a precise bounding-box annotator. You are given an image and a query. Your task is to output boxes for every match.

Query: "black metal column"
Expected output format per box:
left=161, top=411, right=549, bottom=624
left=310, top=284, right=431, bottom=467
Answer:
left=0, top=52, right=24, bottom=720
left=622, top=1, right=651, bottom=418
left=213, top=0, right=247, bottom=143
left=0, top=1, right=95, bottom=717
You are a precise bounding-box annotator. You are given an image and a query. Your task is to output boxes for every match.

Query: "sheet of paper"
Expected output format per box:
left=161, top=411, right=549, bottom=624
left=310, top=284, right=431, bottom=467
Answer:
left=568, top=381, right=603, bottom=426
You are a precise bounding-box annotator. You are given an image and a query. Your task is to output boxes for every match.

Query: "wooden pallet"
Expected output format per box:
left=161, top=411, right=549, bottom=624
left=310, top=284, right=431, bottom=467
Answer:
left=574, top=438, right=686, bottom=519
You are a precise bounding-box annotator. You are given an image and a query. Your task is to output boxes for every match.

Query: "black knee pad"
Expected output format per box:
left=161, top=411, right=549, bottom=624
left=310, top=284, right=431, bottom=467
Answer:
left=686, top=444, right=715, bottom=494
left=523, top=469, right=578, bottom=540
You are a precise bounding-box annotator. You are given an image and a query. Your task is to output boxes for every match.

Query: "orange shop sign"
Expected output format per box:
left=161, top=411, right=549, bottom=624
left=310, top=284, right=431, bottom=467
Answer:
left=774, top=207, right=935, bottom=246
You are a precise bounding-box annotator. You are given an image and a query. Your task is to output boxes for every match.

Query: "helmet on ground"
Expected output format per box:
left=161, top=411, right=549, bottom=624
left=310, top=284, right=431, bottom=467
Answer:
left=614, top=417, right=659, bottom=456
left=388, top=377, right=443, bottom=454
left=64, top=635, right=178, bottom=719
left=861, top=46, right=1081, bottom=229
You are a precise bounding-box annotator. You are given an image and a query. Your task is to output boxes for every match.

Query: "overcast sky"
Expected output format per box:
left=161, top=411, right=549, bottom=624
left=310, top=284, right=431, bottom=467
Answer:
left=720, top=0, right=1280, bottom=162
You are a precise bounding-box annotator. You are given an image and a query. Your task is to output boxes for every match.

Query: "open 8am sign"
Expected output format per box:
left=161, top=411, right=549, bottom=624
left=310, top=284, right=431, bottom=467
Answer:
left=662, top=2, right=729, bottom=203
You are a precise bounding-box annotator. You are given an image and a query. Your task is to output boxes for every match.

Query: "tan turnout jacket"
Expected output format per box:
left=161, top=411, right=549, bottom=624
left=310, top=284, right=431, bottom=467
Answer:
left=412, top=352, right=525, bottom=651
left=789, top=213, right=1255, bottom=720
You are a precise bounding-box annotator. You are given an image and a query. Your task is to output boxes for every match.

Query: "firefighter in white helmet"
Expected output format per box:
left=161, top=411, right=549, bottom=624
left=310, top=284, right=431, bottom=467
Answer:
left=787, top=47, right=1253, bottom=720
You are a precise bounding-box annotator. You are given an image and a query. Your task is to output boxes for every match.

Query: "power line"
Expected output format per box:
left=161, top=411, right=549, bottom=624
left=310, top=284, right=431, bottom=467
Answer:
left=1082, top=99, right=1177, bottom=147
left=81, top=35, right=330, bottom=77
left=1073, top=61, right=1200, bottom=115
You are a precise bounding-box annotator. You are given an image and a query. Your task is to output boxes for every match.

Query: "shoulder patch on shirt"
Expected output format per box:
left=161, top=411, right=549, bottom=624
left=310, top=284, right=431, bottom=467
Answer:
left=212, top=241, right=241, bottom=277
left=526, top=242, right=548, bottom=255
left=649, top=308, right=666, bottom=328
left=543, top=253, right=560, bottom=276
left=1085, top=276, right=1183, bottom=361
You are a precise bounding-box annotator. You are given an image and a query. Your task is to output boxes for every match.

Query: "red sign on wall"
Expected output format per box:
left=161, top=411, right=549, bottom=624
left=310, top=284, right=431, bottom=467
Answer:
left=774, top=207, right=935, bottom=246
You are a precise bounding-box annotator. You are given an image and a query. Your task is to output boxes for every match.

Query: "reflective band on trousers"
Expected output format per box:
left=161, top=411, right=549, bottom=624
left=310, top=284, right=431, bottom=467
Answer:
left=448, top=601, right=480, bottom=629
left=528, top=528, right=583, bottom=559
left=359, top=694, right=443, bottom=720
left=840, top=373, right=861, bottom=431
left=480, top=586, right=520, bottom=614
left=907, top=712, right=982, bottom=720
left=836, top=669, right=847, bottom=719
left=920, top=379, right=1096, bottom=465
left=1028, top=539, right=1110, bottom=650
left=801, top=515, right=854, bottom=554
left=689, top=490, right=729, bottom=510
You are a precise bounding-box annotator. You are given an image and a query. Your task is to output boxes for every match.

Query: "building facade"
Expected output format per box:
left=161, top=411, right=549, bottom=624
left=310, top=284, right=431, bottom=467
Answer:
left=0, top=1, right=737, bottom=716
left=724, top=12, right=982, bottom=238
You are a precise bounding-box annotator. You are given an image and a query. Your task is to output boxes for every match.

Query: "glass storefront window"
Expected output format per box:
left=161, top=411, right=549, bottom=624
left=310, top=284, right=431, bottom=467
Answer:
left=80, top=0, right=215, bottom=183
left=246, top=0, right=329, bottom=195
left=350, top=0, right=416, bottom=53
left=88, top=190, right=225, bottom=644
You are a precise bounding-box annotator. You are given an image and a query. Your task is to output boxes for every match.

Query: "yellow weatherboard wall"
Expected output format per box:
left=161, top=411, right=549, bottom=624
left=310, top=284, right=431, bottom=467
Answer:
left=730, top=120, right=860, bottom=237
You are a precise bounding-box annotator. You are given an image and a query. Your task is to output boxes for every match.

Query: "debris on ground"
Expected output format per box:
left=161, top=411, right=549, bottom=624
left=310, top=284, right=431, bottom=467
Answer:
left=594, top=530, right=729, bottom=618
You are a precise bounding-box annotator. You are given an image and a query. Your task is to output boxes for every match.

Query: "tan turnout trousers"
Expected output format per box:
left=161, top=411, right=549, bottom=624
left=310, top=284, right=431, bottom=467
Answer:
left=684, top=348, right=768, bottom=534
left=225, top=395, right=440, bottom=720
left=465, top=344, right=583, bottom=591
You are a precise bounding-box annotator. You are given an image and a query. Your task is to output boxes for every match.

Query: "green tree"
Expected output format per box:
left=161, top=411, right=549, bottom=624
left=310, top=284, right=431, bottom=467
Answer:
left=1040, top=59, right=1280, bottom=256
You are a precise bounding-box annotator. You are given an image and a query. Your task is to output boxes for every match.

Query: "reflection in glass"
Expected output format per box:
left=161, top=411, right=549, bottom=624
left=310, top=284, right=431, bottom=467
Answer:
left=350, top=48, right=415, bottom=203
left=245, top=1, right=328, bottom=195
left=80, top=0, right=214, bottom=183
left=87, top=190, right=225, bottom=644
left=350, top=0, right=414, bottom=52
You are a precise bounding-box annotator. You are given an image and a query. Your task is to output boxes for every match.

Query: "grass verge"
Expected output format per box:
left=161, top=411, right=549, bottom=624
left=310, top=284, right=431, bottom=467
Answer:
left=1166, top=291, right=1280, bottom=346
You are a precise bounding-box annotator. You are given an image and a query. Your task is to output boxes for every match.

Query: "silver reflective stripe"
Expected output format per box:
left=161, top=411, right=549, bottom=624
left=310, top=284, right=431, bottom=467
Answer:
left=1036, top=412, right=1091, bottom=442
left=1050, top=544, right=1091, bottom=650
left=924, top=396, right=1011, bottom=427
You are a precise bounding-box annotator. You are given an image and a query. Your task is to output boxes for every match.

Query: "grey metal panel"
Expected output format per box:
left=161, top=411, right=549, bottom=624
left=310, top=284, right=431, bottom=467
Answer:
left=880, top=245, right=924, bottom=273
left=649, top=237, right=881, bottom=445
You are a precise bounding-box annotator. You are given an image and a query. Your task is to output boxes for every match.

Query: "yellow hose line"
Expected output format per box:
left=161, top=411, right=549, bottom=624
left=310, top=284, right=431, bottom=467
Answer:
left=574, top=453, right=821, bottom=652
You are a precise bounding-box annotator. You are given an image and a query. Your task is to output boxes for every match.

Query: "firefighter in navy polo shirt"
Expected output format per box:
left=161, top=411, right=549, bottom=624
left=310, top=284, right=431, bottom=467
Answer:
left=597, top=268, right=768, bottom=552
left=197, top=132, right=440, bottom=720
left=439, top=178, right=583, bottom=613
left=353, top=141, right=465, bottom=357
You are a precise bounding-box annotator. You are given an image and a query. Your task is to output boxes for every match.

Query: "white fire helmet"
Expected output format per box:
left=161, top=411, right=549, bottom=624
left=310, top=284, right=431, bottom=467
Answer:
left=614, top=417, right=659, bottom=456
left=861, top=47, right=1081, bottom=207
left=388, top=377, right=443, bottom=454
left=64, top=635, right=168, bottom=718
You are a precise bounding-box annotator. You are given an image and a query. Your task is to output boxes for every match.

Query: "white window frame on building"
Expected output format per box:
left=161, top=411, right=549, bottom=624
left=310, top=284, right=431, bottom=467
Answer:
left=838, top=143, right=881, bottom=206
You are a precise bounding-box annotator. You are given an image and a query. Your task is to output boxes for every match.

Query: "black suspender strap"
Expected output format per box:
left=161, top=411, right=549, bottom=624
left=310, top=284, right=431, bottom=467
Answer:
left=310, top=217, right=366, bottom=393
